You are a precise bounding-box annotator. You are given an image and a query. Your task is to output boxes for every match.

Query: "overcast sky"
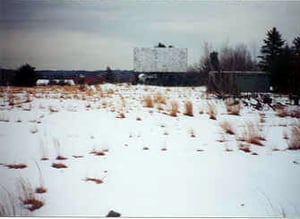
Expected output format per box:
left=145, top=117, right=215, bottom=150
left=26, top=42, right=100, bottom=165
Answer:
left=1, top=0, right=300, bottom=70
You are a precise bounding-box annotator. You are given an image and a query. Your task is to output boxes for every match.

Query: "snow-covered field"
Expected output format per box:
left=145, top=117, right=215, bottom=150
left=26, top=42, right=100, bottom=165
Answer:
left=0, top=84, right=299, bottom=217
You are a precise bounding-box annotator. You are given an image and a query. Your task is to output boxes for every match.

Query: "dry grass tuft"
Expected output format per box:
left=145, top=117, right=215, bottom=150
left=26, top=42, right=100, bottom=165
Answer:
left=35, top=187, right=47, bottom=194
left=188, top=129, right=196, bottom=138
left=90, top=149, right=108, bottom=156
left=220, top=120, right=235, bottom=135
left=288, top=124, right=300, bottom=150
left=239, top=143, right=251, bottom=153
left=5, top=164, right=27, bottom=169
left=19, top=178, right=44, bottom=212
left=85, top=177, right=104, bottom=184
left=106, top=88, right=114, bottom=95
left=49, top=106, right=58, bottom=112
left=72, top=155, right=84, bottom=158
left=169, top=101, right=178, bottom=117
left=143, top=95, right=154, bottom=108
left=153, top=92, right=166, bottom=104
left=183, top=101, right=194, bottom=117
left=207, top=101, right=217, bottom=120
left=225, top=99, right=240, bottom=115
left=136, top=117, right=142, bottom=121
left=116, top=112, right=125, bottom=119
left=143, top=147, right=150, bottom=150
left=56, top=155, right=68, bottom=160
left=239, top=122, right=265, bottom=146
left=52, top=163, right=68, bottom=169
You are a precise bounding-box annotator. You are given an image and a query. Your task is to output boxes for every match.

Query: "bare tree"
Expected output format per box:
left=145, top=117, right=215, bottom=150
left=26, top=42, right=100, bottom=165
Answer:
left=219, top=43, right=258, bottom=71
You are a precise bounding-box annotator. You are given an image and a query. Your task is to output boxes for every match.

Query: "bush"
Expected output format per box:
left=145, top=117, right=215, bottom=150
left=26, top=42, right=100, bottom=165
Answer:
left=15, top=64, right=37, bottom=87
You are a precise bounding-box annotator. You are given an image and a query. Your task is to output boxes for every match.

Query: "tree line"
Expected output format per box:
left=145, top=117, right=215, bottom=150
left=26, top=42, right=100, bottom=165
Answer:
left=7, top=27, right=300, bottom=95
left=190, top=27, right=300, bottom=95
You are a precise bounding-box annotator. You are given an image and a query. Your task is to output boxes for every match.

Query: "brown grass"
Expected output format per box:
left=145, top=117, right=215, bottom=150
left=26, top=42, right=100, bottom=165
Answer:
left=56, top=155, right=68, bottom=160
left=225, top=99, right=240, bottom=115
left=90, top=148, right=107, bottom=156
left=143, top=95, right=154, bottom=108
left=52, top=163, right=68, bottom=168
left=49, top=106, right=59, bottom=112
left=72, top=155, right=84, bottom=158
left=239, top=143, right=251, bottom=153
left=220, top=120, right=235, bottom=135
left=189, top=129, right=196, bottom=138
left=85, top=177, right=104, bottom=184
left=35, top=187, right=47, bottom=194
left=239, top=122, right=265, bottom=146
left=153, top=92, right=166, bottom=104
left=183, top=101, right=194, bottom=117
left=19, top=178, right=44, bottom=212
left=169, top=101, right=178, bottom=117
left=207, top=101, right=217, bottom=120
left=143, top=147, right=150, bottom=150
left=288, top=124, right=300, bottom=150
left=5, top=164, right=27, bottom=169
left=116, top=112, right=125, bottom=119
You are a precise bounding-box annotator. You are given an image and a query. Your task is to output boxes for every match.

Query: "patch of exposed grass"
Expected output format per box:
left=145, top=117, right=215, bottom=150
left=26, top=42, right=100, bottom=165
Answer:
left=183, top=101, right=194, bottom=117
left=143, top=95, right=153, bottom=108
left=239, top=122, right=265, bottom=146
left=5, top=164, right=27, bottom=169
left=18, top=178, right=44, bottom=212
left=169, top=101, right=178, bottom=117
left=239, top=143, right=251, bottom=153
left=207, top=101, right=217, bottom=120
left=220, top=120, right=235, bottom=135
left=52, top=163, right=68, bottom=169
left=85, top=177, right=104, bottom=184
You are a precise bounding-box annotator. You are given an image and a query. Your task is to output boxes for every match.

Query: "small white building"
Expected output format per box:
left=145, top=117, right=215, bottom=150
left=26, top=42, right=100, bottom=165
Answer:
left=36, top=79, right=75, bottom=86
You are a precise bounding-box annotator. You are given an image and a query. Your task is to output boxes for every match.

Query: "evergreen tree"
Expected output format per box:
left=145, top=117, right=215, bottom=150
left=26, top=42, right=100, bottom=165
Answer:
left=210, top=51, right=220, bottom=72
left=290, top=36, right=300, bottom=95
left=258, top=27, right=285, bottom=91
left=15, top=63, right=37, bottom=87
left=105, top=66, right=115, bottom=83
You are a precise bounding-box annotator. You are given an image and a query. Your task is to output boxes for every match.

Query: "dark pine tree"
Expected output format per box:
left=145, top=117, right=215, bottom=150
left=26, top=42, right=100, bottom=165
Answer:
left=210, top=51, right=220, bottom=72
left=290, top=36, right=300, bottom=96
left=15, top=64, right=37, bottom=87
left=258, top=27, right=285, bottom=92
left=105, top=66, right=114, bottom=83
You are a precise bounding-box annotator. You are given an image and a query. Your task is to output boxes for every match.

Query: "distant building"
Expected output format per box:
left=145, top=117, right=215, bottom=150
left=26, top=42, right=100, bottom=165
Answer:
left=36, top=79, right=75, bottom=86
left=207, top=71, right=270, bottom=94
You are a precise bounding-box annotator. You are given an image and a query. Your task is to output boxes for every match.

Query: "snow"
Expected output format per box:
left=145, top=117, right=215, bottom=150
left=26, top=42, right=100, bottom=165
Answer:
left=0, top=84, right=299, bottom=217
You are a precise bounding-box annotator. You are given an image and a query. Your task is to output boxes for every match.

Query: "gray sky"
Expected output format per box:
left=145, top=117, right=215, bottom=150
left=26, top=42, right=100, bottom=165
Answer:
left=1, top=0, right=300, bottom=70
